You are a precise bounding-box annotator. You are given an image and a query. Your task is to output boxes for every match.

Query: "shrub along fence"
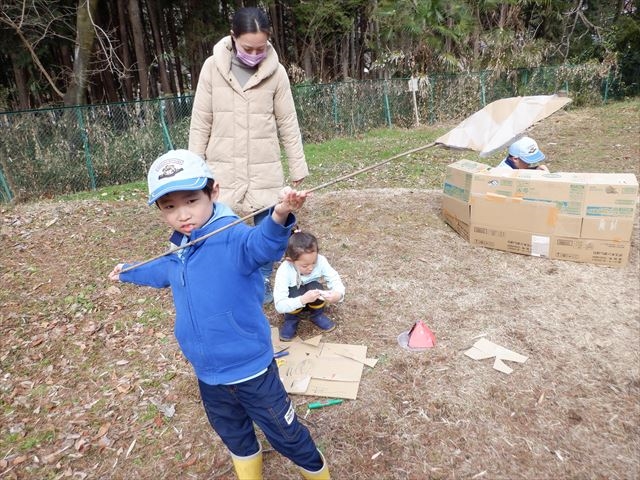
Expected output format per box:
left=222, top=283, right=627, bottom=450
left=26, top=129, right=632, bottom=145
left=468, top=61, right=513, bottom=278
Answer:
left=0, top=63, right=627, bottom=203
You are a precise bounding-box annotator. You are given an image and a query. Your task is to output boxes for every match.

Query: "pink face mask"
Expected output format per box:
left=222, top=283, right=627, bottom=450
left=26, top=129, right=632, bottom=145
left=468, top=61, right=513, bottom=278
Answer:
left=235, top=44, right=267, bottom=67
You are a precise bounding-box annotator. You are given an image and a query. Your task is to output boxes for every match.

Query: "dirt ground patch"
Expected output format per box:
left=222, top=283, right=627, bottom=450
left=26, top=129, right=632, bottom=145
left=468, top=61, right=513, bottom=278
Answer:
left=1, top=100, right=639, bottom=479
left=1, top=185, right=638, bottom=479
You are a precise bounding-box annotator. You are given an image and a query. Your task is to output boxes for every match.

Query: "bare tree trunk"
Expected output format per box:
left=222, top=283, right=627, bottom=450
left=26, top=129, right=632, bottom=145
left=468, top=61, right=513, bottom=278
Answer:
left=64, top=0, right=99, bottom=106
left=9, top=53, right=30, bottom=109
left=116, top=0, right=134, bottom=100
left=0, top=15, right=65, bottom=100
left=340, top=35, right=349, bottom=79
left=129, top=0, right=149, bottom=99
left=303, top=47, right=313, bottom=80
left=614, top=0, right=625, bottom=22
left=147, top=0, right=172, bottom=96
left=101, top=68, right=119, bottom=102
left=58, top=43, right=74, bottom=78
left=164, top=9, right=182, bottom=94
left=268, top=3, right=284, bottom=62
left=349, top=25, right=360, bottom=78
left=499, top=3, right=507, bottom=29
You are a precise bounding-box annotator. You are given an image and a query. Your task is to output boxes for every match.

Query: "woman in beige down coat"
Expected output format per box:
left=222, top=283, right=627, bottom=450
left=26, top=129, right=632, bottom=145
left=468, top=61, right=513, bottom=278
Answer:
left=188, top=7, right=309, bottom=305
left=188, top=10, right=308, bottom=216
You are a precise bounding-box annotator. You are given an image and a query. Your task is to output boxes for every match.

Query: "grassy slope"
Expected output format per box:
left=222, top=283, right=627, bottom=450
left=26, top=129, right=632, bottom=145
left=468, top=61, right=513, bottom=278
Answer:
left=65, top=98, right=639, bottom=203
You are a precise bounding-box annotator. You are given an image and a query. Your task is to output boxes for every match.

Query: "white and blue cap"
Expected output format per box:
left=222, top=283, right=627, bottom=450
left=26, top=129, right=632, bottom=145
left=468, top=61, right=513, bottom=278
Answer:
left=508, top=136, right=545, bottom=165
left=147, top=149, right=214, bottom=205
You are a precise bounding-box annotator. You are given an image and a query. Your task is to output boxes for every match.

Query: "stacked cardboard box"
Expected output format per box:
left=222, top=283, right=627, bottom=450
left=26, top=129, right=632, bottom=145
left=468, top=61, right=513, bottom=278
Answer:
left=442, top=160, right=638, bottom=267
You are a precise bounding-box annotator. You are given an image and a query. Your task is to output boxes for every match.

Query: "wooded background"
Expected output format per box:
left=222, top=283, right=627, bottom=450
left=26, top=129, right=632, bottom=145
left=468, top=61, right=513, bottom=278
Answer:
left=0, top=0, right=638, bottom=111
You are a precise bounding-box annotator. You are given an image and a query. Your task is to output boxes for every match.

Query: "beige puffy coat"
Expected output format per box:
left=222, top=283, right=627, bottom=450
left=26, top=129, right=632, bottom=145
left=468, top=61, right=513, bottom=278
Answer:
left=188, top=36, right=308, bottom=214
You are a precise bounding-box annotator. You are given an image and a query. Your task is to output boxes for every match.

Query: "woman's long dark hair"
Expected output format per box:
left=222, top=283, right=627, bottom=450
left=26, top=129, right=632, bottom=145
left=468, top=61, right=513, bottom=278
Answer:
left=232, top=7, right=271, bottom=36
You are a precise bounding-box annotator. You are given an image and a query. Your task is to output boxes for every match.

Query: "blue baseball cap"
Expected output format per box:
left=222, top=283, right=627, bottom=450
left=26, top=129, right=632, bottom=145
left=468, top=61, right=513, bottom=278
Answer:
left=147, top=150, right=214, bottom=205
left=508, top=137, right=546, bottom=165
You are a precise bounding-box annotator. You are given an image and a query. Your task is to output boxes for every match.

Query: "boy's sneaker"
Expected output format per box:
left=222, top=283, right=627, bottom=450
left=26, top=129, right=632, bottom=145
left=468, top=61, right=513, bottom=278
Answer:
left=310, top=313, right=336, bottom=333
left=279, top=315, right=300, bottom=341
left=263, top=281, right=273, bottom=305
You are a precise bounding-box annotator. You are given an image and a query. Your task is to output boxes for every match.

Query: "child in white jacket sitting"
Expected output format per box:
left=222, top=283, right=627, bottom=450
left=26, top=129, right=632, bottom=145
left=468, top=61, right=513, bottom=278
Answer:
left=273, top=231, right=346, bottom=341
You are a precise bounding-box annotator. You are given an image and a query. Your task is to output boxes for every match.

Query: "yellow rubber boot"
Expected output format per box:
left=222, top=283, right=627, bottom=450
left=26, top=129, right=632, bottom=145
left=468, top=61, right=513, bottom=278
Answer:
left=299, top=449, right=330, bottom=479
left=231, top=445, right=263, bottom=480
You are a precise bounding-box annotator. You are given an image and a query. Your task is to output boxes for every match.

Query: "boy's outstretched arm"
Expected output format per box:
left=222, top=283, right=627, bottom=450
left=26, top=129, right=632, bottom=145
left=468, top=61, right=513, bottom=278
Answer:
left=272, top=187, right=308, bottom=225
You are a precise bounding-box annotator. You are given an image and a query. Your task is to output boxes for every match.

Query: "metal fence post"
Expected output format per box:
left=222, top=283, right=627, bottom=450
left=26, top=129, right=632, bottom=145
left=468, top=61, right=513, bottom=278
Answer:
left=75, top=106, right=97, bottom=190
left=332, top=83, right=338, bottom=129
left=160, top=98, right=174, bottom=150
left=429, top=75, right=436, bottom=124
left=383, top=80, right=392, bottom=127
left=603, top=67, right=611, bottom=104
left=0, top=167, right=12, bottom=202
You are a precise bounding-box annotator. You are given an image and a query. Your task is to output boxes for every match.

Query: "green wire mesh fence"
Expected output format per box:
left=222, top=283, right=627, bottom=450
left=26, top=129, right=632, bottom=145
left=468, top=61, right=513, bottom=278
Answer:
left=0, top=64, right=629, bottom=203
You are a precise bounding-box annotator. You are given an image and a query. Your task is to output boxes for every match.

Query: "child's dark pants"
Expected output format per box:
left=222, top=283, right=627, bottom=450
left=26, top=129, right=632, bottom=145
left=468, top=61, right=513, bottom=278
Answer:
left=289, top=280, right=326, bottom=314
left=198, top=359, right=323, bottom=471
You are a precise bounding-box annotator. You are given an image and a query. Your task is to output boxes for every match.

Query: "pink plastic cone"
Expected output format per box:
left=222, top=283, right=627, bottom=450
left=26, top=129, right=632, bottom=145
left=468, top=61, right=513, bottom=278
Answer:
left=408, top=320, right=436, bottom=349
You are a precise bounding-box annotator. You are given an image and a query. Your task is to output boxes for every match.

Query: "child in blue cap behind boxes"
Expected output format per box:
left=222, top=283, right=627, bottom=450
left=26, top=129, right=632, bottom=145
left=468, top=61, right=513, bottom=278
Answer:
left=108, top=149, right=330, bottom=479
left=495, top=136, right=550, bottom=171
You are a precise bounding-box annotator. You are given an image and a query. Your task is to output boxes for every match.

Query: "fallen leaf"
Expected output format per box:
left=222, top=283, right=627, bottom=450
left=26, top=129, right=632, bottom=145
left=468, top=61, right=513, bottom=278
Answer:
left=153, top=413, right=164, bottom=428
left=126, top=439, right=136, bottom=458
left=117, top=383, right=131, bottom=394
left=75, top=437, right=90, bottom=453
left=180, top=453, right=198, bottom=468
left=106, top=285, right=121, bottom=296
left=97, top=435, right=112, bottom=449
left=95, top=422, right=111, bottom=439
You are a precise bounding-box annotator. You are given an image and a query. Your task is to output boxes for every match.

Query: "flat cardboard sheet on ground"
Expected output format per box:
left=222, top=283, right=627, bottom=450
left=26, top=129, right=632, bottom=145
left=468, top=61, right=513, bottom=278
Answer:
left=271, top=328, right=375, bottom=399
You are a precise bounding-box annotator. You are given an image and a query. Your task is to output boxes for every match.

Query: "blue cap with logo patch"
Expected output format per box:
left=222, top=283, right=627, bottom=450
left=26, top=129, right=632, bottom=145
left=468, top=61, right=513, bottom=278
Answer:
left=508, top=136, right=545, bottom=165
left=147, top=150, right=214, bottom=205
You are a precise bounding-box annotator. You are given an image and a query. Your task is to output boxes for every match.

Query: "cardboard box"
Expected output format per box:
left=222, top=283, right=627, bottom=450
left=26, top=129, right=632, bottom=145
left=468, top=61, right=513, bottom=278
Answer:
left=550, top=237, right=631, bottom=267
left=442, top=194, right=471, bottom=224
left=581, top=216, right=635, bottom=241
left=469, top=224, right=552, bottom=257
left=471, top=170, right=589, bottom=216
left=441, top=161, right=637, bottom=267
left=581, top=173, right=638, bottom=219
left=442, top=208, right=470, bottom=241
left=468, top=168, right=520, bottom=197
left=443, top=160, right=491, bottom=202
left=469, top=225, right=631, bottom=267
left=470, top=193, right=582, bottom=237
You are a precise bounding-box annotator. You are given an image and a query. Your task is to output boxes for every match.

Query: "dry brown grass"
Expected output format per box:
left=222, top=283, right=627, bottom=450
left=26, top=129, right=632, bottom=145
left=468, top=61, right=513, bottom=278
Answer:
left=0, top=101, right=638, bottom=479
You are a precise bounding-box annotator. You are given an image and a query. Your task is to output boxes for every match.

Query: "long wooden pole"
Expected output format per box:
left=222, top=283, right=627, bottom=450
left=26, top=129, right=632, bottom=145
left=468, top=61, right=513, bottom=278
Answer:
left=121, top=142, right=435, bottom=273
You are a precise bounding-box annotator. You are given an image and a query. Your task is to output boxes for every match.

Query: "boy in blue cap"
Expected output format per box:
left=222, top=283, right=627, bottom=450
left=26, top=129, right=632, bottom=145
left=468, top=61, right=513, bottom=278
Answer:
left=108, top=149, right=330, bottom=480
left=495, top=136, right=549, bottom=171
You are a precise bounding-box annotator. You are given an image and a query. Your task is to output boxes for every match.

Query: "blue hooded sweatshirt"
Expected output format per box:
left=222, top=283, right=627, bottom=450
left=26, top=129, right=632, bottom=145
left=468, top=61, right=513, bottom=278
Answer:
left=119, top=203, right=295, bottom=385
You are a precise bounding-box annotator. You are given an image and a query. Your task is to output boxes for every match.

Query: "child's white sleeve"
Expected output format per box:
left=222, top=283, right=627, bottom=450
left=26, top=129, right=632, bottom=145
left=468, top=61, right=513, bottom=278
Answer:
left=273, top=262, right=305, bottom=313
left=319, top=255, right=345, bottom=301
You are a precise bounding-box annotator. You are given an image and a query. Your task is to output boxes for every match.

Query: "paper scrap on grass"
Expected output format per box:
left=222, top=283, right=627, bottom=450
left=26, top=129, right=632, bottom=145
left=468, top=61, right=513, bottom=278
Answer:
left=464, top=338, right=528, bottom=374
left=271, top=328, right=375, bottom=399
